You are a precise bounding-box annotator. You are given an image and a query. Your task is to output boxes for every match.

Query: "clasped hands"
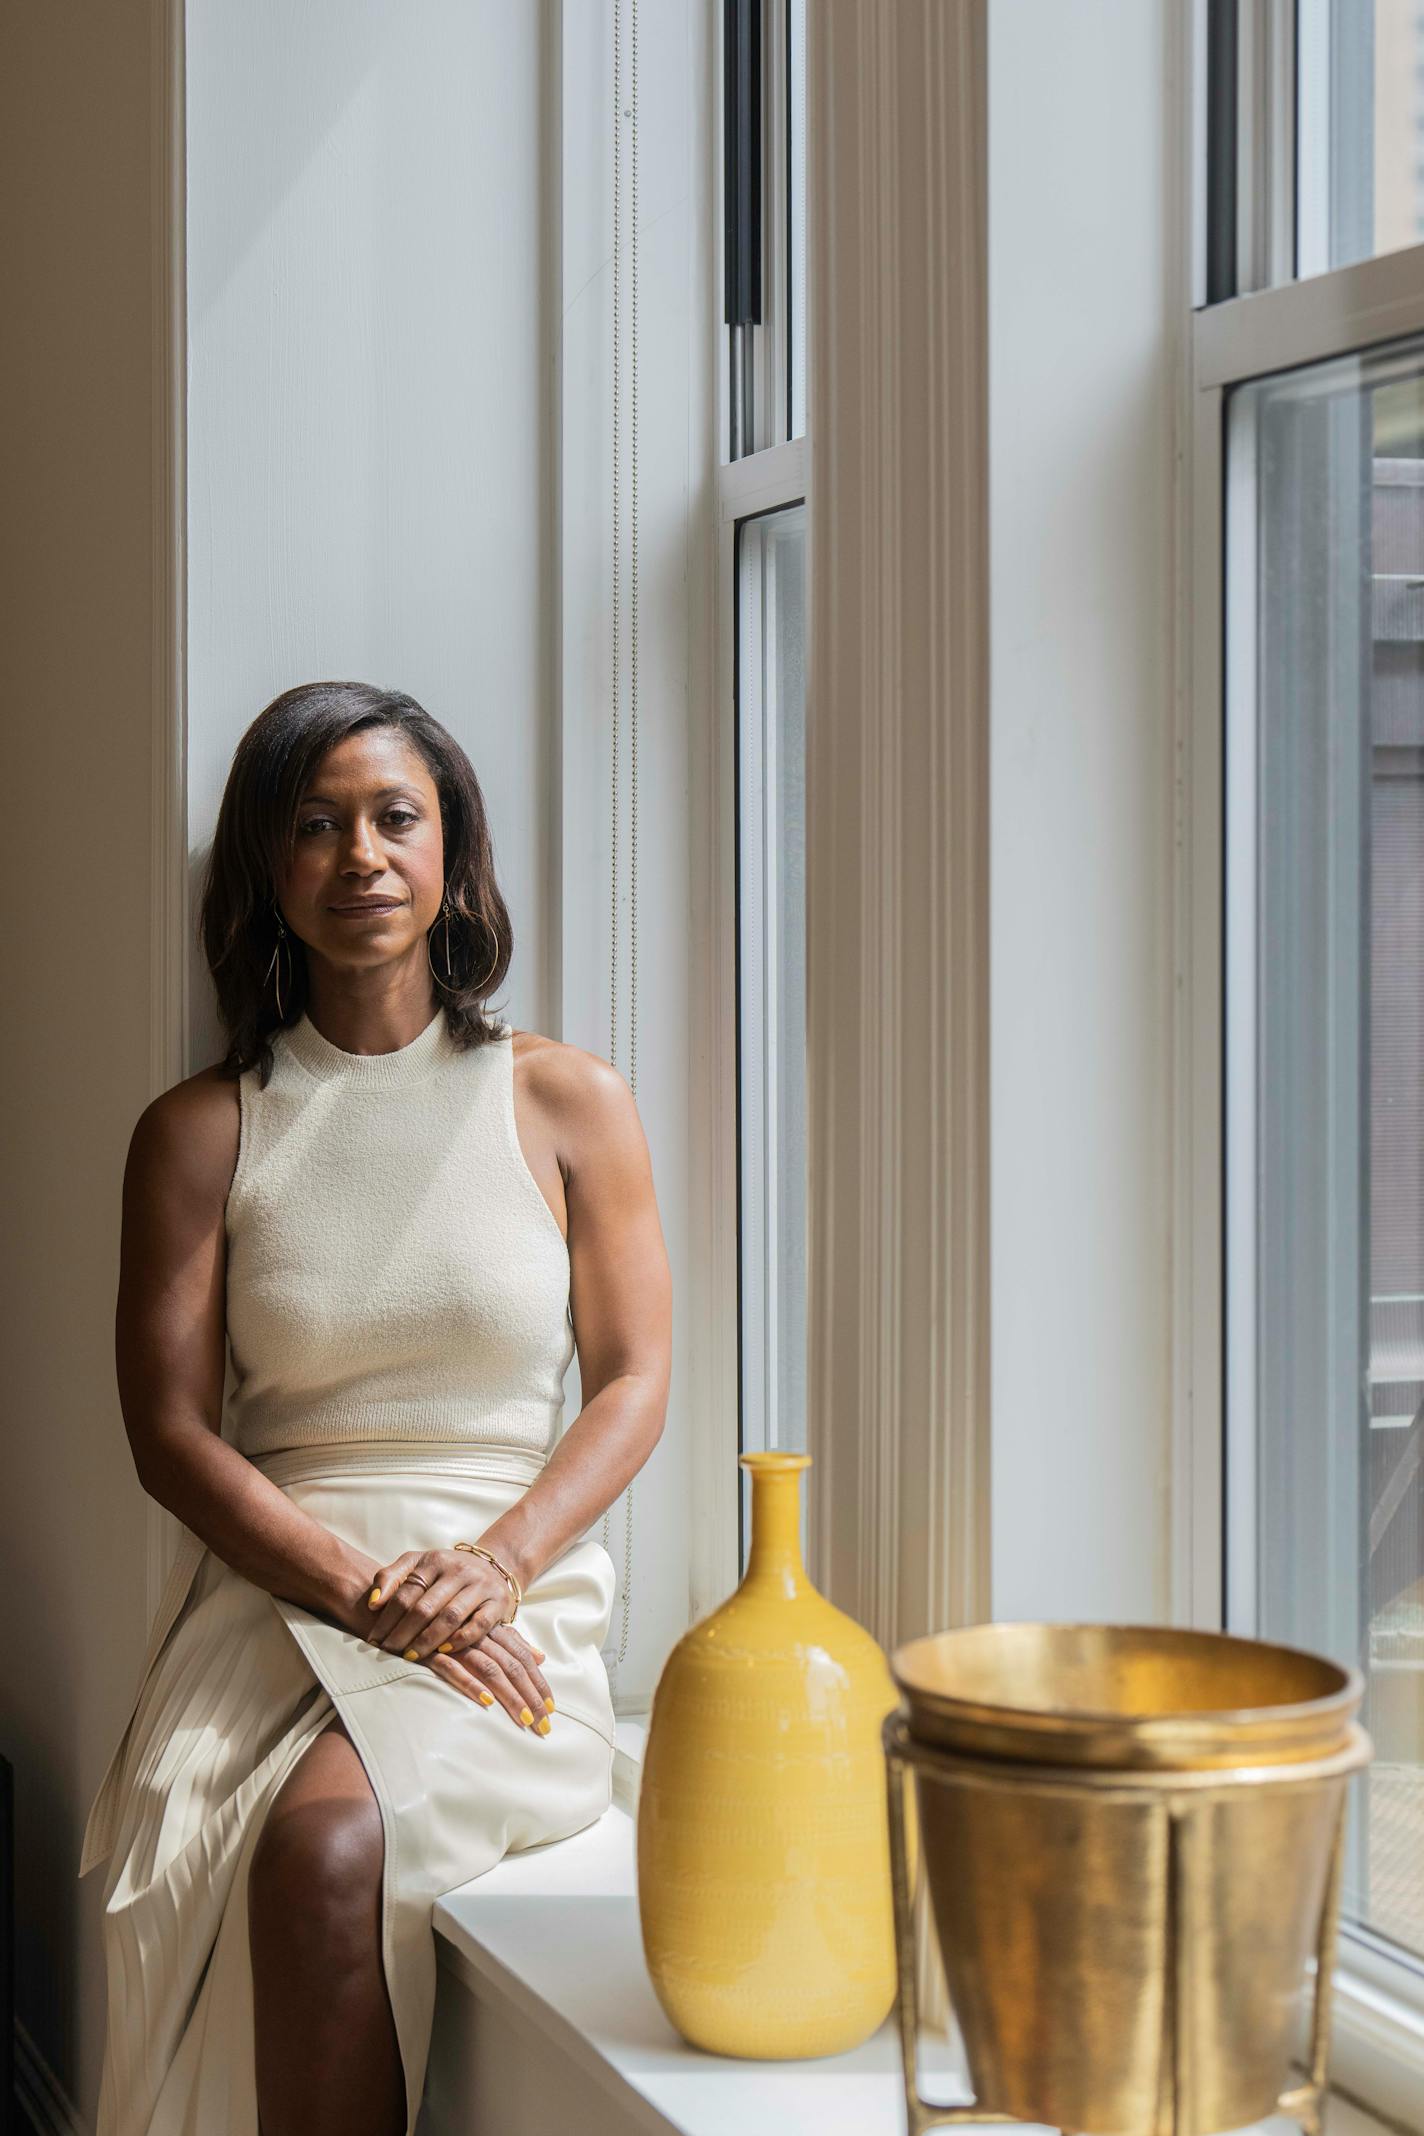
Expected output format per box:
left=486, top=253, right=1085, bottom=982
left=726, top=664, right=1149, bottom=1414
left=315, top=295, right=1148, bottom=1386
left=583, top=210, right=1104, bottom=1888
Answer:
left=352, top=1546, right=556, bottom=1736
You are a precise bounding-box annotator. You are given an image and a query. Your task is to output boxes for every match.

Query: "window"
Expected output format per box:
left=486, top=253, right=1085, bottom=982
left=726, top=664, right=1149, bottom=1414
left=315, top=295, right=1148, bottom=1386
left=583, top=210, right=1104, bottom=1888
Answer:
left=1213, top=2, right=1424, bottom=295
left=719, top=0, right=809, bottom=1572
left=1228, top=338, right=1424, bottom=1970
left=1298, top=0, right=1424, bottom=273
left=1205, top=0, right=1424, bottom=2109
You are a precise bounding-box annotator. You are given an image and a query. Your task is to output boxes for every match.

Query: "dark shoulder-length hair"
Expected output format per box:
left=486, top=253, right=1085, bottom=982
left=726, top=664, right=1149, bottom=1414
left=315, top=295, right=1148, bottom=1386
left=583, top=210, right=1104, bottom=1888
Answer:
left=198, top=680, right=512, bottom=1086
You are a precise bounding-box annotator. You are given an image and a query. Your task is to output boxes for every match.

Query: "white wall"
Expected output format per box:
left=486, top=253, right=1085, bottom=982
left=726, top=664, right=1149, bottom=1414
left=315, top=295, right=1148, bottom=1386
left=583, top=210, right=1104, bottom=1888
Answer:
left=989, top=0, right=1177, bottom=1623
left=186, top=0, right=558, bottom=1048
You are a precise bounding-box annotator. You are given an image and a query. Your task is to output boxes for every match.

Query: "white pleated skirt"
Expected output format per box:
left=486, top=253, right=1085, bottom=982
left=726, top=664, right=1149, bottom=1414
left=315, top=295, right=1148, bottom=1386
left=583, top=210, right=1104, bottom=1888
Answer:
left=78, top=1448, right=618, bottom=2136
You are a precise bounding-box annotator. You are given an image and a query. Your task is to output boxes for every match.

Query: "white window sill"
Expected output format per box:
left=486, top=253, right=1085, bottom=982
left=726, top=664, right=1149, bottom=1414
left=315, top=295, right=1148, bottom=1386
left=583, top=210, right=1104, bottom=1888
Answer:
left=422, top=1715, right=1404, bottom=2136
left=427, top=1791, right=967, bottom=2136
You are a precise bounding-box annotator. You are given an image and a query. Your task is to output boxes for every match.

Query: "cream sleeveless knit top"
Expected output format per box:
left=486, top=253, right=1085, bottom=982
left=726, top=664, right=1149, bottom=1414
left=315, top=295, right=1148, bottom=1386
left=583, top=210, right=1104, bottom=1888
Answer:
left=222, top=1007, right=574, bottom=1484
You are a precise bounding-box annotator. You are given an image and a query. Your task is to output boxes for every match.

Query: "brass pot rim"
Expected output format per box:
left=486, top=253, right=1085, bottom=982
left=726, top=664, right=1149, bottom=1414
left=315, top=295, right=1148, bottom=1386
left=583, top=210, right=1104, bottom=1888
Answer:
left=883, top=1706, right=1374, bottom=1795
left=891, top=1620, right=1365, bottom=1768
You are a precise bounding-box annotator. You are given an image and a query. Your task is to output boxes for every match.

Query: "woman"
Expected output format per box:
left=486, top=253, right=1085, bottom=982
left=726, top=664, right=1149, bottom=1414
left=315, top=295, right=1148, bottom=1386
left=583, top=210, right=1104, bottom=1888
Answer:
left=77, top=680, right=673, bottom=2136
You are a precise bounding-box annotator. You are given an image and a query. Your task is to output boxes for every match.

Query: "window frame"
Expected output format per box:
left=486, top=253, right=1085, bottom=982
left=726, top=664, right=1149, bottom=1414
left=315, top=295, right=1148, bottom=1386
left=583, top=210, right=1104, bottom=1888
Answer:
left=695, top=0, right=807, bottom=1606
left=723, top=0, right=798, bottom=466
left=1191, top=3, right=1424, bottom=2114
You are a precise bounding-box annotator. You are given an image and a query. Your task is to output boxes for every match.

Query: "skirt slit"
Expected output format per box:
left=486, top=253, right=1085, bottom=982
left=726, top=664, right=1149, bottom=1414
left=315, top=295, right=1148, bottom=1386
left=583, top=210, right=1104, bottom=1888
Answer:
left=82, top=1460, right=618, bottom=2136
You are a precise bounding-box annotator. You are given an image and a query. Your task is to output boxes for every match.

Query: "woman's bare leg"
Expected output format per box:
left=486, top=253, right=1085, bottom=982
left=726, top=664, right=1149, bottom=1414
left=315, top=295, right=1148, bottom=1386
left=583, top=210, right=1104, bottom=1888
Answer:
left=248, top=1713, right=406, bottom=2136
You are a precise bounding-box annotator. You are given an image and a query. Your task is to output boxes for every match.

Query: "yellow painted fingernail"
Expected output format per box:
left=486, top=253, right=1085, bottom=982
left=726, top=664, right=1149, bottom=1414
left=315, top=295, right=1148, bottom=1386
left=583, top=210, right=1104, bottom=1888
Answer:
left=438, top=1642, right=453, bottom=1654
left=477, top=1690, right=494, bottom=1705
left=544, top=1696, right=555, bottom=1713
left=369, top=1588, right=382, bottom=1605
left=519, top=1706, right=533, bottom=1727
left=403, top=1647, right=421, bottom=1661
left=536, top=1716, right=551, bottom=1735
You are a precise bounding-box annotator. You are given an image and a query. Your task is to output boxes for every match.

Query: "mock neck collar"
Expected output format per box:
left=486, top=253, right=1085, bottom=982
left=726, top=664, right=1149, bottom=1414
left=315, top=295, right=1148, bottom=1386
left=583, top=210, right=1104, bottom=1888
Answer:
left=283, top=1005, right=462, bottom=1089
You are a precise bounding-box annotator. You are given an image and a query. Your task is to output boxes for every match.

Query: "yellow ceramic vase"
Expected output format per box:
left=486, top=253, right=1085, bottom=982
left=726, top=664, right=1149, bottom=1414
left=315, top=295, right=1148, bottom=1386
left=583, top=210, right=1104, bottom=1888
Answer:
left=636, top=1450, right=904, bottom=2059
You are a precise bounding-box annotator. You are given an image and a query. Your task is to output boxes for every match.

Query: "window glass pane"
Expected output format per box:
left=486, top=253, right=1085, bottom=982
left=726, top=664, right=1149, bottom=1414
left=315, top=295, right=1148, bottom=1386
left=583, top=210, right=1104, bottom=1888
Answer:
left=1233, top=333, right=1424, bottom=1962
left=736, top=505, right=808, bottom=1564
left=1300, top=0, right=1424, bottom=269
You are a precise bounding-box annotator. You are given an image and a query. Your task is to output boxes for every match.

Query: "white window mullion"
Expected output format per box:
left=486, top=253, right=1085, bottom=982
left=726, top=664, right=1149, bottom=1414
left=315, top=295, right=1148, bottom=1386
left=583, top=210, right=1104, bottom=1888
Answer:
left=759, top=0, right=790, bottom=453
left=757, top=529, right=783, bottom=1455
left=727, top=484, right=808, bottom=1571
left=1222, top=381, right=1259, bottom=1639
left=787, top=0, right=807, bottom=438
left=1296, top=0, right=1333, bottom=279
left=1235, top=0, right=1297, bottom=293
left=736, top=517, right=771, bottom=1467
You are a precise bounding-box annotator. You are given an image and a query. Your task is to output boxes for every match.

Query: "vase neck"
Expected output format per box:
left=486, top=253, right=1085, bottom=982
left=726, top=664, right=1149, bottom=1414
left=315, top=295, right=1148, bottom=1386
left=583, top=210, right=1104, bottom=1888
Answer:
left=744, top=1468, right=811, bottom=1596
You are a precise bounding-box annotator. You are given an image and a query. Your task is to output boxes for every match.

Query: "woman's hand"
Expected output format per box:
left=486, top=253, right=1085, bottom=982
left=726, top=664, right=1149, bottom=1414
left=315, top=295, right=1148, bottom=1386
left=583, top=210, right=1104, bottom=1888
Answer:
left=359, top=1547, right=555, bottom=1732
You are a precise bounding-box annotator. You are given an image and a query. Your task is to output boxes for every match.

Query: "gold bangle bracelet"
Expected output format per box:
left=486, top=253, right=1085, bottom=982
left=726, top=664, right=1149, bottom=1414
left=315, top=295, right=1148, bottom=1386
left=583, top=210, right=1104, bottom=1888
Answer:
left=453, top=1540, right=522, bottom=1624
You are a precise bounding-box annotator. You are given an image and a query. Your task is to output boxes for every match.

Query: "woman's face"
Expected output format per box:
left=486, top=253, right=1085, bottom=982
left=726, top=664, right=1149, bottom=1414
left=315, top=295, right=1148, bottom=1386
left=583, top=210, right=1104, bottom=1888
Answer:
left=276, top=728, right=447, bottom=980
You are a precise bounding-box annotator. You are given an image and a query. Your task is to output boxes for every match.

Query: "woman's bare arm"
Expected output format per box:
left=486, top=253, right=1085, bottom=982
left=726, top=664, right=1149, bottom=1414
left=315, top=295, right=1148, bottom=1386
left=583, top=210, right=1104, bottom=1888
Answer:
left=116, top=1073, right=380, bottom=1632
left=471, top=1040, right=673, bottom=1593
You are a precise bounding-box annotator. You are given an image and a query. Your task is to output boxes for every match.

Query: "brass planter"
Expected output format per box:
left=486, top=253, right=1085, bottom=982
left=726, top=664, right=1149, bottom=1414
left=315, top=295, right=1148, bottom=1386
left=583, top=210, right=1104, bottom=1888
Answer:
left=884, top=1624, right=1372, bottom=2136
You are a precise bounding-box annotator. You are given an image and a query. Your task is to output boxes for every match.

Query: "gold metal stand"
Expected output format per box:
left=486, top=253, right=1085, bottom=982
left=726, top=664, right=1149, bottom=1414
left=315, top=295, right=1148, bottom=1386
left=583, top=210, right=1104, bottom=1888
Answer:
left=883, top=1711, right=1351, bottom=2136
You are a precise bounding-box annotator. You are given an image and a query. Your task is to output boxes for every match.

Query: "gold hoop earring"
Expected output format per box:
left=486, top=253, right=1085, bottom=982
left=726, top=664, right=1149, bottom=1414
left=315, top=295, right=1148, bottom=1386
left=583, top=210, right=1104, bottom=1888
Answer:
left=264, top=898, right=292, bottom=1020
left=427, top=887, right=499, bottom=995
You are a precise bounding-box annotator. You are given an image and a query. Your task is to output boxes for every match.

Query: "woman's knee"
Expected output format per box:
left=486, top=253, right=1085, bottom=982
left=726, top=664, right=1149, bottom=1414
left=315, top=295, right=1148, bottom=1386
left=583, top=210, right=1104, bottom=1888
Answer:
left=250, top=1722, right=385, bottom=1936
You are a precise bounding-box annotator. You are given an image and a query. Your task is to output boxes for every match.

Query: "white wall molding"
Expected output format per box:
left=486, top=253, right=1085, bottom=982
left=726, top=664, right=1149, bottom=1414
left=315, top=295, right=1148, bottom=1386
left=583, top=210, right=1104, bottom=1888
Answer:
left=555, top=0, right=719, bottom=1701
